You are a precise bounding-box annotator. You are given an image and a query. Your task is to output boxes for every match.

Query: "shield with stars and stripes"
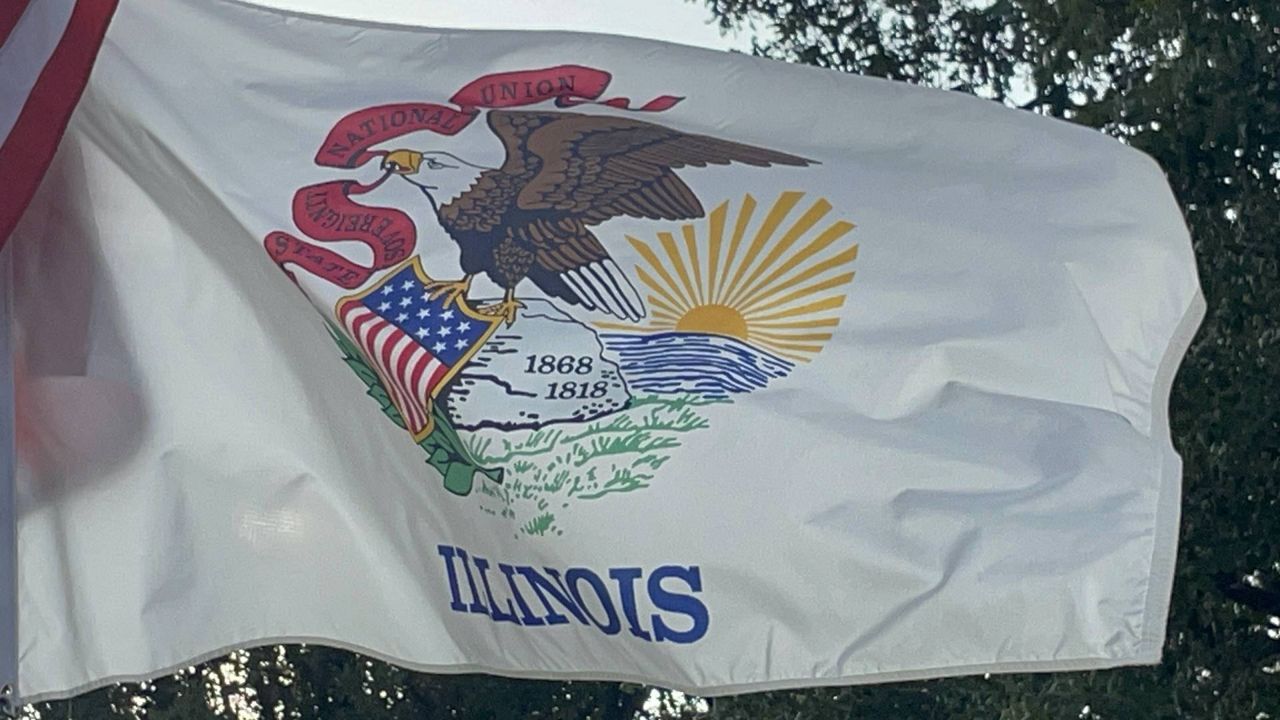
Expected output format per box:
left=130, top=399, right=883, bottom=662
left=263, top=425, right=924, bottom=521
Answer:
left=335, top=257, right=500, bottom=441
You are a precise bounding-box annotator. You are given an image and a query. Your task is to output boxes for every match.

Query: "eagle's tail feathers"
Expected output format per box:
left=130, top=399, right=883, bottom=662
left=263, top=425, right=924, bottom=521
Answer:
left=600, top=258, right=647, bottom=322
left=561, top=271, right=600, bottom=312
left=564, top=261, right=646, bottom=322
left=567, top=266, right=615, bottom=317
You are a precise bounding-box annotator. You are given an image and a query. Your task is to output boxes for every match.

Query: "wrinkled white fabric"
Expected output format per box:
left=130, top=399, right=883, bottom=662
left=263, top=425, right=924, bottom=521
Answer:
left=9, top=0, right=1202, bottom=700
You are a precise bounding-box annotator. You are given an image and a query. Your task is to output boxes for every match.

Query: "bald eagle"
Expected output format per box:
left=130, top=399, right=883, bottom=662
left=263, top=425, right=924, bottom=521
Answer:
left=381, top=109, right=813, bottom=325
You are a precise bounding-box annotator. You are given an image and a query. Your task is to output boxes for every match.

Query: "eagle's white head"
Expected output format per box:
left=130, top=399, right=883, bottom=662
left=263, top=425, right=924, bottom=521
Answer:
left=381, top=149, right=486, bottom=211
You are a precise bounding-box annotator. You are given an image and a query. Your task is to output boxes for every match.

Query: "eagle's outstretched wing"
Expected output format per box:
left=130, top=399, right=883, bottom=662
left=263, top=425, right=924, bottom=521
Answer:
left=499, top=110, right=813, bottom=224
left=439, top=110, right=813, bottom=321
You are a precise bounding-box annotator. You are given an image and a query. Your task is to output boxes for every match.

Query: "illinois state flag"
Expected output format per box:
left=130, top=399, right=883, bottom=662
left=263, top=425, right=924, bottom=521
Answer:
left=3, top=0, right=1203, bottom=701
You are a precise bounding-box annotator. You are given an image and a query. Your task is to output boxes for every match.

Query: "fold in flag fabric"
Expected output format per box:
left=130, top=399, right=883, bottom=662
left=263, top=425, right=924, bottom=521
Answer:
left=4, top=0, right=1204, bottom=701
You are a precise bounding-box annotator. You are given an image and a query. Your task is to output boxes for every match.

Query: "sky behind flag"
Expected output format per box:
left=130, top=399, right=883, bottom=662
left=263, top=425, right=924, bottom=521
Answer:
left=251, top=0, right=750, bottom=51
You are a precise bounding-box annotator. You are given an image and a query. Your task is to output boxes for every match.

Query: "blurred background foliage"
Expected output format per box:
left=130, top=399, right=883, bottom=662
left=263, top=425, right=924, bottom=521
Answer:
left=26, top=0, right=1279, bottom=717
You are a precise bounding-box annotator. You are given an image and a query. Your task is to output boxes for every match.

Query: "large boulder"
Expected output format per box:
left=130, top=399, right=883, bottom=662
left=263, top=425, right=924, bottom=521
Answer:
left=440, top=299, right=631, bottom=431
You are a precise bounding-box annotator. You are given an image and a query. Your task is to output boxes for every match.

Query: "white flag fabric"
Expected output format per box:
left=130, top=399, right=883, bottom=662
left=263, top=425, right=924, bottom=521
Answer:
left=6, top=0, right=1203, bottom=700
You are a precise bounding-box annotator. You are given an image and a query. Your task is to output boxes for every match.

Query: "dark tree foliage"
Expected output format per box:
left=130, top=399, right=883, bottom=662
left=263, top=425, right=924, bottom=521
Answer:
left=27, top=646, right=675, bottom=720
left=695, top=1, right=1280, bottom=718
left=27, top=1, right=1279, bottom=718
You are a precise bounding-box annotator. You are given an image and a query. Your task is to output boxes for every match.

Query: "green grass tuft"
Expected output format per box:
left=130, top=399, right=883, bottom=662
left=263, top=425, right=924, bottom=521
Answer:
left=471, top=392, right=718, bottom=537
left=521, top=513, right=556, bottom=536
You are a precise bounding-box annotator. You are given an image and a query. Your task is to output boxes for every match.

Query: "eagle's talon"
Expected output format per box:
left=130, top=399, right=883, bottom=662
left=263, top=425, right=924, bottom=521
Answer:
left=423, top=277, right=472, bottom=308
left=481, top=297, right=525, bottom=326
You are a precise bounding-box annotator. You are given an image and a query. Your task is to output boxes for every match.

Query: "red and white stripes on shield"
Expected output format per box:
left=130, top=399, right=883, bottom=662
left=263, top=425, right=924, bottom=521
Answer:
left=338, top=300, right=447, bottom=439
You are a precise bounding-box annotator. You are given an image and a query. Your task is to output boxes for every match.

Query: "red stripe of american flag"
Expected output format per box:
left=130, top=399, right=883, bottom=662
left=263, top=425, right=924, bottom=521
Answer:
left=0, top=0, right=120, bottom=248
left=0, top=1, right=32, bottom=48
left=340, top=300, right=449, bottom=437
left=351, top=306, right=424, bottom=432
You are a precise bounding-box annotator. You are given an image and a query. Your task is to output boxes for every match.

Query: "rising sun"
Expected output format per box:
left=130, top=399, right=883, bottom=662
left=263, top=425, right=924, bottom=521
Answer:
left=675, top=303, right=749, bottom=338
left=599, top=191, right=858, bottom=362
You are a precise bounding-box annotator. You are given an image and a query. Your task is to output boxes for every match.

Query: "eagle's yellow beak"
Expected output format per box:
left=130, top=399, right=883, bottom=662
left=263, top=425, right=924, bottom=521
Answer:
left=382, top=149, right=423, bottom=175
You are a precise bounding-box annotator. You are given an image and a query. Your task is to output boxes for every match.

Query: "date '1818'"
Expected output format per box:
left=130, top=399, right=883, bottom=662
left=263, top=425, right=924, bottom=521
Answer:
left=523, top=355, right=610, bottom=400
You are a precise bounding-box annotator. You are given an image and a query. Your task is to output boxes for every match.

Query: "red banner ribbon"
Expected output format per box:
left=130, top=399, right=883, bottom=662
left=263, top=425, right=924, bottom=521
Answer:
left=264, top=178, right=414, bottom=289
left=268, top=64, right=682, bottom=288
left=450, top=64, right=681, bottom=112
left=316, top=65, right=682, bottom=169
left=315, top=103, right=474, bottom=169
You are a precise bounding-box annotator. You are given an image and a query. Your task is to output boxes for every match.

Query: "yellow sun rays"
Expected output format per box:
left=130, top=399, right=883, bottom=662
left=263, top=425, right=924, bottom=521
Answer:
left=601, top=191, right=858, bottom=362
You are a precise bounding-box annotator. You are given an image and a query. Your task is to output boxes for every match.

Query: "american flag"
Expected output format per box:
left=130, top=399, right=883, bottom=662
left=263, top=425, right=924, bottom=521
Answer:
left=338, top=261, right=497, bottom=439
left=2, top=0, right=119, bottom=247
